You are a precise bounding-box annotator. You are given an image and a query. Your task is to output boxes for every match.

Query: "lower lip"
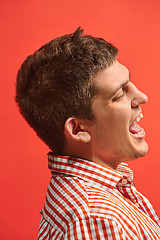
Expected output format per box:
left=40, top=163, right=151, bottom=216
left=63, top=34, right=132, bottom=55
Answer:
left=130, top=128, right=146, bottom=139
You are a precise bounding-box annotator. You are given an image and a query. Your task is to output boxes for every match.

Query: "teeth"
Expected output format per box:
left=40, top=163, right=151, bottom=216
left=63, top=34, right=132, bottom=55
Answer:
left=140, top=113, right=143, bottom=119
left=133, top=113, right=143, bottom=124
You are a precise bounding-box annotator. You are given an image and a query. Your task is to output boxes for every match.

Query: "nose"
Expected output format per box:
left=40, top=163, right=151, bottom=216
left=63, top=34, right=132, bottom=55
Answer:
left=131, top=84, right=148, bottom=108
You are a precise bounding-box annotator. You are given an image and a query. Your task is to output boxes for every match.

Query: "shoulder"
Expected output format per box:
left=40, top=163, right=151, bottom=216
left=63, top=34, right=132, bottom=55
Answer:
left=43, top=177, right=90, bottom=232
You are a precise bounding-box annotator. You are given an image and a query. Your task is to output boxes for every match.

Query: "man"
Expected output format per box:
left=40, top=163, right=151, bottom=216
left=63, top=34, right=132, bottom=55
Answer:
left=16, top=27, right=160, bottom=239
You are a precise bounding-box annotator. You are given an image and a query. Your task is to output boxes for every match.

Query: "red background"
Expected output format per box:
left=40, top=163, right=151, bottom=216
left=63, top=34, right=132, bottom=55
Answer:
left=1, top=0, right=160, bottom=239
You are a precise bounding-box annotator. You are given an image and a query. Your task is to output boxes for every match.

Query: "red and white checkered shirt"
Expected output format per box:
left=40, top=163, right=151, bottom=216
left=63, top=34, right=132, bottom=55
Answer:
left=38, top=153, right=160, bottom=239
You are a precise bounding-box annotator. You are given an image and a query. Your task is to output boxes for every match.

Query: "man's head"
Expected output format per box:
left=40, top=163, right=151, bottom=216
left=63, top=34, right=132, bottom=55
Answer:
left=15, top=27, right=118, bottom=154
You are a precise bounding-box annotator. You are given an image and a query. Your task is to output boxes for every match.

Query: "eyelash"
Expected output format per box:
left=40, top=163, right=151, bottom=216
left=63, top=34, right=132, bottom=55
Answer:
left=112, top=89, right=125, bottom=102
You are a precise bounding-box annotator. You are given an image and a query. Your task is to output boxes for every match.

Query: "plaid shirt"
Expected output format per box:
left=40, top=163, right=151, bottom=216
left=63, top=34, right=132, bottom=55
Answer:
left=38, top=153, right=160, bottom=239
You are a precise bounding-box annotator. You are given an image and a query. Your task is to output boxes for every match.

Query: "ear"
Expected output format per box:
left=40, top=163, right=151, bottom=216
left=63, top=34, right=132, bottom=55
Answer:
left=64, top=117, right=91, bottom=143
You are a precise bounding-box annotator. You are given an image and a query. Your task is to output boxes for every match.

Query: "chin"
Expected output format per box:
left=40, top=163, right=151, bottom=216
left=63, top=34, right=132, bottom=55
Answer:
left=128, top=132, right=148, bottom=158
left=133, top=142, right=148, bottom=159
left=122, top=140, right=148, bottom=163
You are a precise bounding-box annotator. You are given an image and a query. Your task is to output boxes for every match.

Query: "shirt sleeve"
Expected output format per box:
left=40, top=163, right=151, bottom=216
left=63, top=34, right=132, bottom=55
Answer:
left=38, top=216, right=128, bottom=240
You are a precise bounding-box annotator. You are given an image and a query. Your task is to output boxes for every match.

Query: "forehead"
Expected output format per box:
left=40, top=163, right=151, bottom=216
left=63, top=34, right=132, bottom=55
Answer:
left=93, top=61, right=129, bottom=98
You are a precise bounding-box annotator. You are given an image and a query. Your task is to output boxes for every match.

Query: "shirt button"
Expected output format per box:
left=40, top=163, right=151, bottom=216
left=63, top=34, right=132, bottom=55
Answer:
left=68, top=159, right=74, bottom=165
left=122, top=179, right=128, bottom=185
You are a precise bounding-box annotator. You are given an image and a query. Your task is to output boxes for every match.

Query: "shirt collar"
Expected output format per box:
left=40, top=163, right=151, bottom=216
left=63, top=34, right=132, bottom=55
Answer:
left=47, top=152, right=133, bottom=191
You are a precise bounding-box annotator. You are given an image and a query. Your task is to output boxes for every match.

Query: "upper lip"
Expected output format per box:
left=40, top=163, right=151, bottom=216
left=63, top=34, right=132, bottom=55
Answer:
left=130, top=112, right=143, bottom=126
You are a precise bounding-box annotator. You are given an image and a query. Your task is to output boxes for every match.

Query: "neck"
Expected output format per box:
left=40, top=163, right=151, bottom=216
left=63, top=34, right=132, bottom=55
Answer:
left=64, top=142, right=122, bottom=170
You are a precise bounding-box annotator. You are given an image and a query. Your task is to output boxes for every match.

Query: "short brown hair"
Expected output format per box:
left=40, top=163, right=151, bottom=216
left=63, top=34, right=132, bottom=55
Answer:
left=15, top=27, right=118, bottom=154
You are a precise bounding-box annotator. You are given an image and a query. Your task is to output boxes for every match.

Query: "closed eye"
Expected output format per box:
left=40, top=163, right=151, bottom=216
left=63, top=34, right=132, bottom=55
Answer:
left=112, top=89, right=125, bottom=102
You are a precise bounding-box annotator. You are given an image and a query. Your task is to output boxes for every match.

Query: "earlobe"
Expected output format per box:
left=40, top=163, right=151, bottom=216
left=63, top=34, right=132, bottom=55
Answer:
left=64, top=117, right=91, bottom=143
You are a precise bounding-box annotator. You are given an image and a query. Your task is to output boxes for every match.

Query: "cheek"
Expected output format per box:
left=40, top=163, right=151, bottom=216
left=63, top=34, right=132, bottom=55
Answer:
left=112, top=104, right=131, bottom=122
left=106, top=106, right=130, bottom=126
left=105, top=111, right=131, bottom=139
left=92, top=103, right=131, bottom=137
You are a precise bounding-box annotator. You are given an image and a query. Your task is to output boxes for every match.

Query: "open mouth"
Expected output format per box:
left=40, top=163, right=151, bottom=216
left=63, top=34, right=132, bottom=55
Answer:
left=129, top=113, right=145, bottom=138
